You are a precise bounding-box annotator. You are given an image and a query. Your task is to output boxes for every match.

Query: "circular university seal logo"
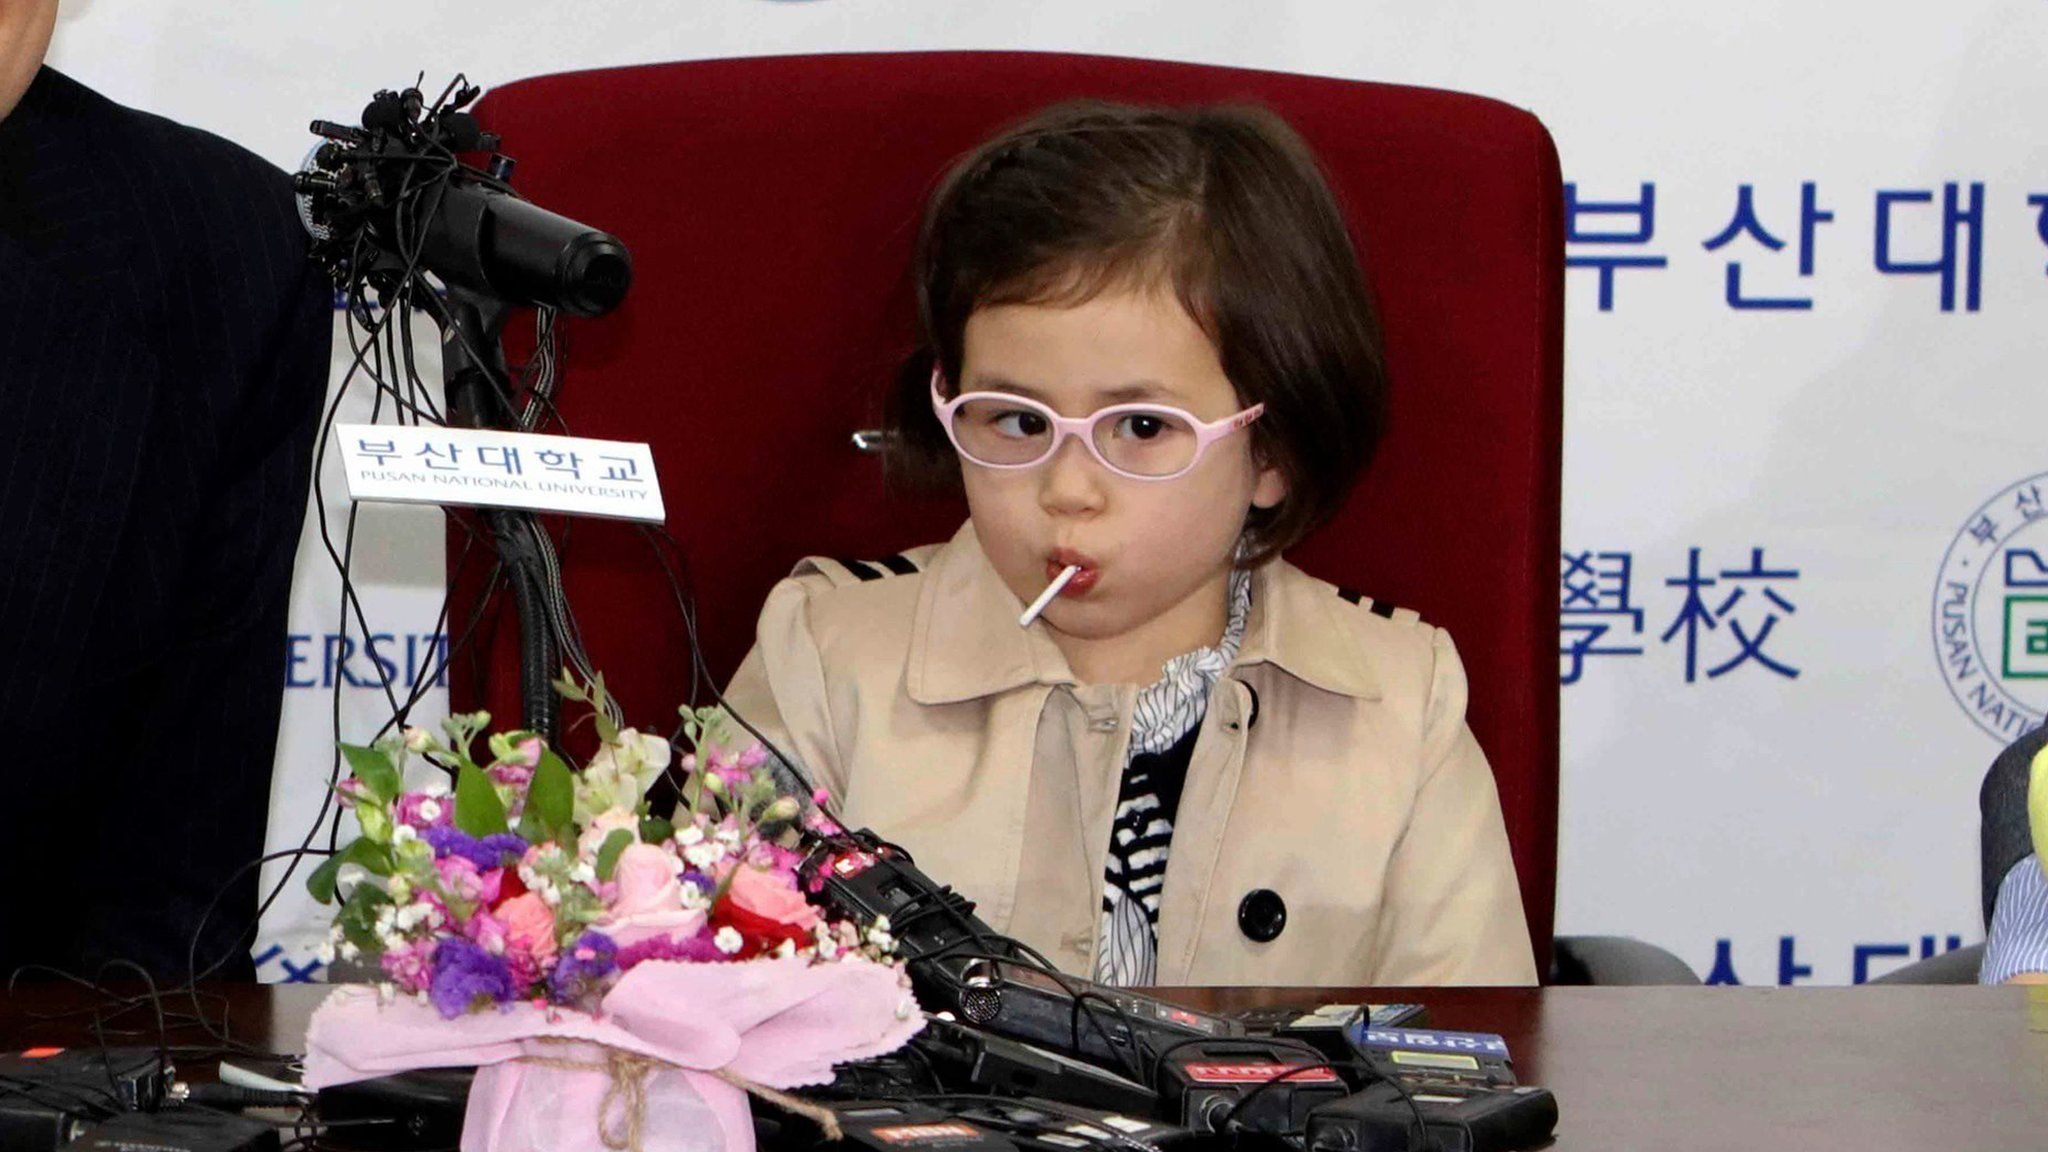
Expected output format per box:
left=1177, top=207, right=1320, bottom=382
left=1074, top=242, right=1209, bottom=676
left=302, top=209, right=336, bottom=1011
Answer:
left=1933, top=472, right=2048, bottom=742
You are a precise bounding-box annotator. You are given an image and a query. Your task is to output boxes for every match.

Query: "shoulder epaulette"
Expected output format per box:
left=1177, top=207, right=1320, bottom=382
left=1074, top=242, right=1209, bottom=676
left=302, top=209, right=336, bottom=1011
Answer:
left=1335, top=586, right=1423, bottom=625
left=806, top=553, right=924, bottom=586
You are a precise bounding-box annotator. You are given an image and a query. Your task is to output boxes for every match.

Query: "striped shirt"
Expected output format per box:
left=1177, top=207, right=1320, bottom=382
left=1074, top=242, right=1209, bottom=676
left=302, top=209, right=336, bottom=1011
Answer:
left=1093, top=570, right=1253, bottom=987
left=1980, top=853, right=2048, bottom=984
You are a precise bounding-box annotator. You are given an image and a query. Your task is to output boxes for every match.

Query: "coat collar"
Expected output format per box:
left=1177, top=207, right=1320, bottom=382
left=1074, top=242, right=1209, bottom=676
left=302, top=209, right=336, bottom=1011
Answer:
left=906, top=522, right=1383, bottom=704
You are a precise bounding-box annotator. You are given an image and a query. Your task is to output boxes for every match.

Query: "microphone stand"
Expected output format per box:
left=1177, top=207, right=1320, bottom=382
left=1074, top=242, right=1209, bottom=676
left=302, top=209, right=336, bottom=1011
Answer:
left=439, top=284, right=562, bottom=743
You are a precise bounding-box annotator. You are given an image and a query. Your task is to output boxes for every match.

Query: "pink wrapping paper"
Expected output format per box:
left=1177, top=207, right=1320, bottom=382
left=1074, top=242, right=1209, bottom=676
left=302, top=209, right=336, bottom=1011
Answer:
left=304, top=956, right=924, bottom=1152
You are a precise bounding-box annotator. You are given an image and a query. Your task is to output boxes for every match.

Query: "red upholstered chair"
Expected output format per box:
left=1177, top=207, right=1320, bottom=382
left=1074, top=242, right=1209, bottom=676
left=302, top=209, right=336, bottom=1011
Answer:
left=454, top=51, right=1564, bottom=975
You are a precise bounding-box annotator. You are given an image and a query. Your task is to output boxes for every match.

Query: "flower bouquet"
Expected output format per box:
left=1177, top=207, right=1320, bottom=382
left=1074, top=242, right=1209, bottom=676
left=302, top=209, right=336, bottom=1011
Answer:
left=301, top=676, right=922, bottom=1152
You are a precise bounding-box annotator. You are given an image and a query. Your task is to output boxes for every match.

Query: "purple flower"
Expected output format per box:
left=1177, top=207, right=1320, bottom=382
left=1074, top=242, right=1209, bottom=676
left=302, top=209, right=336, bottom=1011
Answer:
left=617, top=928, right=728, bottom=969
left=423, top=826, right=528, bottom=871
left=428, top=938, right=519, bottom=1018
left=548, top=930, right=620, bottom=1003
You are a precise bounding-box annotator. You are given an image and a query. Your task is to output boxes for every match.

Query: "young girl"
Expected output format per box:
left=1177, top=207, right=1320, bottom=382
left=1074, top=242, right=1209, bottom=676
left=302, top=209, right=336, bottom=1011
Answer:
left=723, top=100, right=1535, bottom=987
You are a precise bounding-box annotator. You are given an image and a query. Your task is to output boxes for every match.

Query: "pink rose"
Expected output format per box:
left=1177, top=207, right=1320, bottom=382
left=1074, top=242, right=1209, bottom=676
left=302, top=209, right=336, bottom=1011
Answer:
left=466, top=909, right=509, bottom=954
left=496, top=893, right=558, bottom=963
left=597, top=843, right=705, bottom=947
left=721, top=862, right=821, bottom=940
left=577, top=808, right=642, bottom=858
left=610, top=844, right=681, bottom=917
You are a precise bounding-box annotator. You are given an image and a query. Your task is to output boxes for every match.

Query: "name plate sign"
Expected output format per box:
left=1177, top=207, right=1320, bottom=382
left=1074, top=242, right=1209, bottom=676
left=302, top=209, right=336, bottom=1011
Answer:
left=337, top=425, right=665, bottom=523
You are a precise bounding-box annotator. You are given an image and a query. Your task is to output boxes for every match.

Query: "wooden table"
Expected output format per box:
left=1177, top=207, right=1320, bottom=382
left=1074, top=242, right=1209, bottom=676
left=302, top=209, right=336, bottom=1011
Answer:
left=5, top=984, right=2048, bottom=1151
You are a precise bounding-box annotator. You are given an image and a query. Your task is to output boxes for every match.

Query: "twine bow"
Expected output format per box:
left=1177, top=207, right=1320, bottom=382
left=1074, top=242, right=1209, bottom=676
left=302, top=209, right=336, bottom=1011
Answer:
left=523, top=1039, right=844, bottom=1151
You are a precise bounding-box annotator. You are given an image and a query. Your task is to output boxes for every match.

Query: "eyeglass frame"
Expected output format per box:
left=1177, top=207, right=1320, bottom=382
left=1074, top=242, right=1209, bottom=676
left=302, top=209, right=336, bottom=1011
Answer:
left=928, top=369, right=1266, bottom=482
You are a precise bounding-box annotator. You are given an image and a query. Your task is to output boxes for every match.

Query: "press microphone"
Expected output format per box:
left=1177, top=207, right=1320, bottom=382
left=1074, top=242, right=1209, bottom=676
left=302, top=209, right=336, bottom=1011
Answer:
left=296, top=81, right=631, bottom=317
left=409, top=180, right=631, bottom=318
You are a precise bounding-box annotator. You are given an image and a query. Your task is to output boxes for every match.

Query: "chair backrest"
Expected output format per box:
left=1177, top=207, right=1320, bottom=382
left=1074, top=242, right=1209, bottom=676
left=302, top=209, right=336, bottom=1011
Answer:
left=455, top=51, right=1563, bottom=970
left=1981, top=727, right=2045, bottom=925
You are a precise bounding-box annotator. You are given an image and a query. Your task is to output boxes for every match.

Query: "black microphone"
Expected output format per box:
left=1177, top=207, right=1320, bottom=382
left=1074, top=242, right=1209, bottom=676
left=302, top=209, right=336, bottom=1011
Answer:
left=411, top=180, right=631, bottom=318
left=296, top=82, right=632, bottom=317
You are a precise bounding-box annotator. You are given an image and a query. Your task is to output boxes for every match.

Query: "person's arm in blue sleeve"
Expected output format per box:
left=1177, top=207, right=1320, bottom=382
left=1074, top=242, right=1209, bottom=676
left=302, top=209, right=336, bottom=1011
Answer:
left=1980, top=853, right=2048, bottom=985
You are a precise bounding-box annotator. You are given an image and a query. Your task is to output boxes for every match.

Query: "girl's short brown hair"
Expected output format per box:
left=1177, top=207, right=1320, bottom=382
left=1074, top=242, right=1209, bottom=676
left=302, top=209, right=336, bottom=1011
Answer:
left=884, top=99, right=1387, bottom=566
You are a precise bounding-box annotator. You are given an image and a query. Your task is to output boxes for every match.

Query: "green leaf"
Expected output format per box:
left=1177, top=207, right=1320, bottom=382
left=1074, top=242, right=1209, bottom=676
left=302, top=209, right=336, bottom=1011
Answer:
left=338, top=913, right=380, bottom=955
left=594, top=828, right=636, bottom=882
left=307, top=851, right=348, bottom=905
left=341, top=743, right=401, bottom=804
left=593, top=710, right=620, bottom=746
left=454, top=763, right=510, bottom=836
left=554, top=670, right=589, bottom=702
left=356, top=803, right=393, bottom=845
left=337, top=882, right=393, bottom=954
left=306, top=837, right=395, bottom=904
left=638, top=816, right=674, bottom=845
left=528, top=749, right=575, bottom=839
left=353, top=836, right=396, bottom=877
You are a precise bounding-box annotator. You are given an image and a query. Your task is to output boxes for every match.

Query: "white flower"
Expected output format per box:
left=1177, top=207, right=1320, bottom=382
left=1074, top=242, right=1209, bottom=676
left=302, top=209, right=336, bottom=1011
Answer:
left=335, top=863, right=369, bottom=898
left=683, top=842, right=724, bottom=869
left=338, top=941, right=361, bottom=961
left=714, top=926, right=744, bottom=955
left=391, top=825, right=419, bottom=846
left=384, top=875, right=412, bottom=901
left=403, top=726, right=433, bottom=753
left=568, top=862, right=598, bottom=886
left=773, top=939, right=796, bottom=959
left=373, top=905, right=398, bottom=932
left=678, top=881, right=707, bottom=911
left=713, top=826, right=743, bottom=848
left=676, top=825, right=705, bottom=847
left=872, top=914, right=892, bottom=933
left=416, top=776, right=452, bottom=798
left=816, top=936, right=839, bottom=960
left=315, top=939, right=338, bottom=965
left=573, top=729, right=672, bottom=822
left=417, top=799, right=443, bottom=823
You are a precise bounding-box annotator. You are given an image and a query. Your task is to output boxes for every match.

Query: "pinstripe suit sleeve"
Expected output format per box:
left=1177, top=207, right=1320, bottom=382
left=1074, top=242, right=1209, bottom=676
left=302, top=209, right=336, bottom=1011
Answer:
left=0, top=68, right=331, bottom=981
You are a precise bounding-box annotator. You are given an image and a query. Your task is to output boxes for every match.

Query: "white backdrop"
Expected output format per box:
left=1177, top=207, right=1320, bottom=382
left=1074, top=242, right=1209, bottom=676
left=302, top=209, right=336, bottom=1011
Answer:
left=43, top=0, right=2048, bottom=985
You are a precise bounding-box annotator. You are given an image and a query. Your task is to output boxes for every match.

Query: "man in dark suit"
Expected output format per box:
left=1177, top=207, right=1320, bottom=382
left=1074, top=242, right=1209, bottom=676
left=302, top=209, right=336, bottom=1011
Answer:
left=1, top=3, right=331, bottom=981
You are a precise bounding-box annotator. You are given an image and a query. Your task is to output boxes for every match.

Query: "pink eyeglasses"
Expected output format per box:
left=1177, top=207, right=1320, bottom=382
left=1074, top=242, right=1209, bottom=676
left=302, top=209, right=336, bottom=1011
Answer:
left=929, top=370, right=1264, bottom=482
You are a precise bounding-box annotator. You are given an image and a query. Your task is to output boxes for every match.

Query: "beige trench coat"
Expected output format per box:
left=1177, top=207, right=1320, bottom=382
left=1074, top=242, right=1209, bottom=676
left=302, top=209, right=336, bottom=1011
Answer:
left=723, top=522, right=1537, bottom=987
